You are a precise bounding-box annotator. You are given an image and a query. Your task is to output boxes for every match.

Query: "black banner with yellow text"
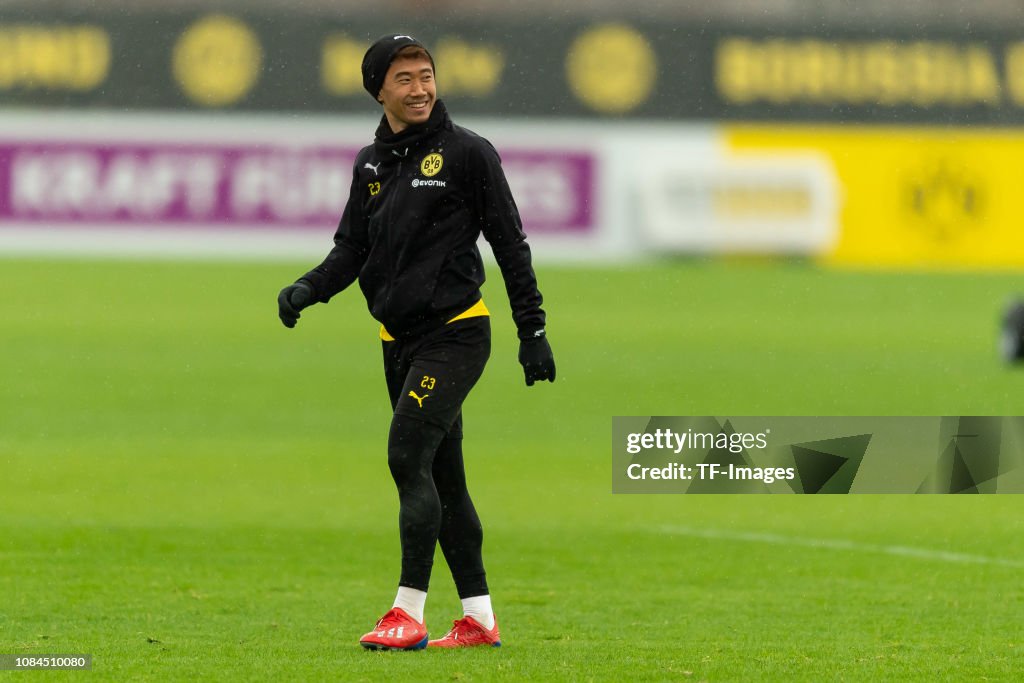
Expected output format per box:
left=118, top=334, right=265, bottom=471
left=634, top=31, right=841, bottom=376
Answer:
left=4, top=9, right=1024, bottom=123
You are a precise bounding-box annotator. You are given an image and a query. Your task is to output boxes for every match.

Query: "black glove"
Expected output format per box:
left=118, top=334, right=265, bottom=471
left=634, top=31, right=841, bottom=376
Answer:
left=518, top=332, right=556, bottom=386
left=277, top=281, right=314, bottom=328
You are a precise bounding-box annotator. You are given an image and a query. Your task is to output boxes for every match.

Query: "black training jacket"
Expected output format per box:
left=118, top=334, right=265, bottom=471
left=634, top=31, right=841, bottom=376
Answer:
left=300, top=100, right=546, bottom=341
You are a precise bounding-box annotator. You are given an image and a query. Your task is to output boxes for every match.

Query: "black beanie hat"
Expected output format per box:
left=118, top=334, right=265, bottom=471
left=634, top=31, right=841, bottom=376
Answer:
left=361, top=34, right=434, bottom=102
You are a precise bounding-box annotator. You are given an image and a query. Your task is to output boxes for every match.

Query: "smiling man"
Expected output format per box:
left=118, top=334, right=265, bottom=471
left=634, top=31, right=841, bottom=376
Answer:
left=276, top=34, right=556, bottom=650
left=375, top=43, right=435, bottom=130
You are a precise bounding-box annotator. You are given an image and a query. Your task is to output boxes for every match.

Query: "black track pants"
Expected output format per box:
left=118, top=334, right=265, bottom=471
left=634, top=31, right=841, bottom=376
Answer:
left=383, top=317, right=491, bottom=596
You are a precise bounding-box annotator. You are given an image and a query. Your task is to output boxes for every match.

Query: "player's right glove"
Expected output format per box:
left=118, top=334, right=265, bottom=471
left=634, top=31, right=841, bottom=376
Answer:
left=277, top=281, right=314, bottom=328
left=518, top=331, right=556, bottom=386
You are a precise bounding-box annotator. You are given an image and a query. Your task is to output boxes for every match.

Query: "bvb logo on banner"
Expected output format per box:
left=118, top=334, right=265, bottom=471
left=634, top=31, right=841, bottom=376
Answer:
left=566, top=23, right=657, bottom=114
left=903, top=158, right=984, bottom=243
left=173, top=15, right=262, bottom=107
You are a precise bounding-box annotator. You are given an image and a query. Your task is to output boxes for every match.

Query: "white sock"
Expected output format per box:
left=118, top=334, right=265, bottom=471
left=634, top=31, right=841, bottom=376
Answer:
left=392, top=587, right=427, bottom=623
left=461, top=594, right=494, bottom=630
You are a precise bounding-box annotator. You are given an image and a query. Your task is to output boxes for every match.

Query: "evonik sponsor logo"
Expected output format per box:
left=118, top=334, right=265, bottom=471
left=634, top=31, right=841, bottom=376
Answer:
left=411, top=178, right=446, bottom=188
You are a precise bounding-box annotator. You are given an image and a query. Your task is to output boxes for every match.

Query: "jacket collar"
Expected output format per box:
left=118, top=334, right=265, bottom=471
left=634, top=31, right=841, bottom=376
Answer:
left=373, top=99, right=451, bottom=159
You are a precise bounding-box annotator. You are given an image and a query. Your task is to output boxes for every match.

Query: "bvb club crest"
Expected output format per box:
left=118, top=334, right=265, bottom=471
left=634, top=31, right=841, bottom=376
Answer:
left=420, top=153, right=443, bottom=177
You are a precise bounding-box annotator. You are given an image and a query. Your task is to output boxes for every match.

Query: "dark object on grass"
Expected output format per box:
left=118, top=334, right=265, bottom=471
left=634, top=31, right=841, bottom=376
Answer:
left=1000, top=299, right=1024, bottom=362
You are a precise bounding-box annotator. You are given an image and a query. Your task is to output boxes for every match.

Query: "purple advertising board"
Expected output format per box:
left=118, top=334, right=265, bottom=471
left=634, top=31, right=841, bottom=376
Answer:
left=0, top=140, right=595, bottom=237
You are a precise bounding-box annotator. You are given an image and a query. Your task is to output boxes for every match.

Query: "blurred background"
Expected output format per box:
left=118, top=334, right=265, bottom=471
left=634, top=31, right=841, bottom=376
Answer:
left=3, top=0, right=1024, bottom=267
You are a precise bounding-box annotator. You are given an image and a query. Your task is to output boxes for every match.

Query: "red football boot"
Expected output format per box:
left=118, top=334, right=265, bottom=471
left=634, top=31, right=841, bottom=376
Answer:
left=427, top=615, right=501, bottom=648
left=359, top=607, right=428, bottom=651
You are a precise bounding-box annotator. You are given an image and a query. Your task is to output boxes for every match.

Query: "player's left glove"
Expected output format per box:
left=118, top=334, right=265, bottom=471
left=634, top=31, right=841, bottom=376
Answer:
left=518, top=331, right=556, bottom=386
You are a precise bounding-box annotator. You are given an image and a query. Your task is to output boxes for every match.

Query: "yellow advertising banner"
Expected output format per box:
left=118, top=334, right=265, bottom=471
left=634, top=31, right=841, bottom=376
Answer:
left=725, top=125, right=1024, bottom=268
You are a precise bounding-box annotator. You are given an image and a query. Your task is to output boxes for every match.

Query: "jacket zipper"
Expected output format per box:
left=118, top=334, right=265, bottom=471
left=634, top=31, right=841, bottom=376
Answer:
left=382, top=157, right=402, bottom=324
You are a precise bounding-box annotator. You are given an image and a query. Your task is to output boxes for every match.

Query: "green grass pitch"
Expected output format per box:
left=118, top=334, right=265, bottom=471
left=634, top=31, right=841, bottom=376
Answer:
left=2, top=257, right=1023, bottom=681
